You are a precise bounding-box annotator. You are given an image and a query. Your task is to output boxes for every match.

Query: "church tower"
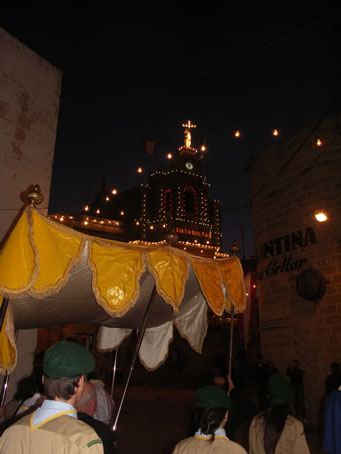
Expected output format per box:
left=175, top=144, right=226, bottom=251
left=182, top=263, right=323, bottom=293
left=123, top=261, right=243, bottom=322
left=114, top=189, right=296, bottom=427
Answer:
left=141, top=121, right=222, bottom=255
left=56, top=122, right=224, bottom=258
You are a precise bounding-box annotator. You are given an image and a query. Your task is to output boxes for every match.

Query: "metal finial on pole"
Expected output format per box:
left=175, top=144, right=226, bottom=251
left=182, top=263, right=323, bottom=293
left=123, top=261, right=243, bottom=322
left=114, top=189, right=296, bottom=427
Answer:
left=21, top=184, right=43, bottom=207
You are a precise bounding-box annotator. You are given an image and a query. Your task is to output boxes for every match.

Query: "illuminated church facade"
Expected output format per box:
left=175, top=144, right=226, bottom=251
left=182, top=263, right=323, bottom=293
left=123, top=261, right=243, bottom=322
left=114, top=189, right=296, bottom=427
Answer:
left=53, top=122, right=226, bottom=258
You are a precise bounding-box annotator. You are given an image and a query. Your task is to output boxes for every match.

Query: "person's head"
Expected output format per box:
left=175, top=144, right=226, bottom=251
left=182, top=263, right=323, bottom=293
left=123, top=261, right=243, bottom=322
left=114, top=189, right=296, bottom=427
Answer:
left=267, top=373, right=294, bottom=405
left=331, top=362, right=340, bottom=374
left=75, top=381, right=97, bottom=416
left=14, top=376, right=38, bottom=401
left=195, top=385, right=231, bottom=441
left=211, top=368, right=227, bottom=387
left=200, top=407, right=228, bottom=440
left=43, top=341, right=95, bottom=404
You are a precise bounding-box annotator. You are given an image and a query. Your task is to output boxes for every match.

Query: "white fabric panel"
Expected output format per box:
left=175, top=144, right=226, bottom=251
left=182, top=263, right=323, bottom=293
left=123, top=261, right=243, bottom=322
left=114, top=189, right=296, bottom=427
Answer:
left=138, top=321, right=173, bottom=370
left=175, top=293, right=207, bottom=353
left=96, top=326, right=132, bottom=351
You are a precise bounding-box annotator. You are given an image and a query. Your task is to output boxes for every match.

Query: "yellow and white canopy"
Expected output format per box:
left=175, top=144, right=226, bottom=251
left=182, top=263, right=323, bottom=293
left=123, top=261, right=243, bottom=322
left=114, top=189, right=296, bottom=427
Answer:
left=0, top=207, right=246, bottom=373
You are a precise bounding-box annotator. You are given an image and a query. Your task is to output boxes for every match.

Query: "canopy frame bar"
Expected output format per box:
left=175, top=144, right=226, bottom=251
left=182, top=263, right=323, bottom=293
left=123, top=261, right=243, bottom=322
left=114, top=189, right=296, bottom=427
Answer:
left=113, top=285, right=157, bottom=430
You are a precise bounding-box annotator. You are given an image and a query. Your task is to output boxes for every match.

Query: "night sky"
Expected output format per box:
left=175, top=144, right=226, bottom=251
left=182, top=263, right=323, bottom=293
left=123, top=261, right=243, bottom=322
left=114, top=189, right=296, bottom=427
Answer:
left=1, top=7, right=341, bottom=255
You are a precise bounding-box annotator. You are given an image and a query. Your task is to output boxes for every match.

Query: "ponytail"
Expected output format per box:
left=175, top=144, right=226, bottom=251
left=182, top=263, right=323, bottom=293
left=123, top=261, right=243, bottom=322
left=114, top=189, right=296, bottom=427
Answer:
left=262, top=402, right=290, bottom=454
left=200, top=407, right=227, bottom=443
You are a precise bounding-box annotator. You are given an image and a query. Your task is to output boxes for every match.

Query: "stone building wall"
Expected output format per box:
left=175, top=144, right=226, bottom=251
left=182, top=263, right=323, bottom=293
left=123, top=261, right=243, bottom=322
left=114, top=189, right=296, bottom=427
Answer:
left=0, top=27, right=61, bottom=239
left=251, top=116, right=341, bottom=422
left=0, top=27, right=62, bottom=402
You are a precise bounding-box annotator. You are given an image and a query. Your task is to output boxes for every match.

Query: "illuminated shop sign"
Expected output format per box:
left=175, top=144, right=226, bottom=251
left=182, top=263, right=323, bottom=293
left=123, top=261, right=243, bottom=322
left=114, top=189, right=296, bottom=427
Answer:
left=257, top=227, right=317, bottom=280
left=175, top=227, right=212, bottom=238
left=257, top=227, right=316, bottom=261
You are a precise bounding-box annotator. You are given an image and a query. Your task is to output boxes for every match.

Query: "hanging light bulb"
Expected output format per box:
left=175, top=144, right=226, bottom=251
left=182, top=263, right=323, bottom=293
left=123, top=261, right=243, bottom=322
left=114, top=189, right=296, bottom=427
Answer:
left=150, top=225, right=154, bottom=230
left=167, top=153, right=173, bottom=159
left=96, top=209, right=100, bottom=214
left=234, top=130, right=241, bottom=138
left=112, top=188, right=117, bottom=195
left=201, top=145, right=206, bottom=152
left=137, top=167, right=143, bottom=174
left=84, top=205, right=89, bottom=211
left=272, top=129, right=279, bottom=137
left=316, top=138, right=322, bottom=147
left=120, top=210, right=124, bottom=216
left=105, top=196, right=109, bottom=201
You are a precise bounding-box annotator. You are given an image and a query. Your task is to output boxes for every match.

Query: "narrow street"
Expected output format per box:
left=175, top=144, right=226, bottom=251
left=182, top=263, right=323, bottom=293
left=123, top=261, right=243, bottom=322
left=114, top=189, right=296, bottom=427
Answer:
left=114, top=384, right=324, bottom=454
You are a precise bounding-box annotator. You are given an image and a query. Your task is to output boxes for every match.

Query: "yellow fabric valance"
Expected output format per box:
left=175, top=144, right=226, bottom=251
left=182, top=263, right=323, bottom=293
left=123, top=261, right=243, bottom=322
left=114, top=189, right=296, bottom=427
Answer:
left=0, top=207, right=246, bottom=372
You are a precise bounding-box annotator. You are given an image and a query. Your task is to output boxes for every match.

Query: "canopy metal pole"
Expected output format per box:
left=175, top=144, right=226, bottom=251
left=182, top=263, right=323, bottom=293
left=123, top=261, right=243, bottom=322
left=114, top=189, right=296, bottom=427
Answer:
left=113, top=285, right=157, bottom=430
left=0, top=373, right=10, bottom=408
left=228, top=305, right=235, bottom=377
left=0, top=298, right=11, bottom=413
left=0, top=298, right=10, bottom=332
left=110, top=346, right=119, bottom=399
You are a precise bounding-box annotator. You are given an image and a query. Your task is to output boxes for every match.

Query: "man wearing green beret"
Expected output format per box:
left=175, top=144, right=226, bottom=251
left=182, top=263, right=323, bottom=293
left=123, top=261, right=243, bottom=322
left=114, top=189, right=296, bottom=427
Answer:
left=173, top=385, right=247, bottom=453
left=0, top=341, right=104, bottom=454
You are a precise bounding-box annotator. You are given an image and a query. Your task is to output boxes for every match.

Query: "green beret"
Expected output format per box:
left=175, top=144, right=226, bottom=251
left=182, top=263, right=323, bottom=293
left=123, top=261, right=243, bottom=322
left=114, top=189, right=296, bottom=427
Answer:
left=268, top=374, right=294, bottom=403
left=43, top=341, right=95, bottom=378
left=195, top=385, right=231, bottom=409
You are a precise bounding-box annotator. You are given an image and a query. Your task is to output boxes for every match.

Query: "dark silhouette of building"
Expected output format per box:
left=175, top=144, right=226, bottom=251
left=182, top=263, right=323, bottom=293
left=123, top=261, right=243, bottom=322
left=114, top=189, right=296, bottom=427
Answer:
left=52, top=122, right=225, bottom=258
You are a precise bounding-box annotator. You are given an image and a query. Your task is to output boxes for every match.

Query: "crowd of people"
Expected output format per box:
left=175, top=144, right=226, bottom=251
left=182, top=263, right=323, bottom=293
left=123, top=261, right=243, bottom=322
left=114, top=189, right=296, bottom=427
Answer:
left=174, top=356, right=341, bottom=453
left=0, top=343, right=340, bottom=453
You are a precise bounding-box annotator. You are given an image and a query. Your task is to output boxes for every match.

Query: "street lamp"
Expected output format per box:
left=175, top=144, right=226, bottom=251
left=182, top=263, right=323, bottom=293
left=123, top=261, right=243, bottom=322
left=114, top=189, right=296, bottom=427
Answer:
left=314, top=211, right=328, bottom=222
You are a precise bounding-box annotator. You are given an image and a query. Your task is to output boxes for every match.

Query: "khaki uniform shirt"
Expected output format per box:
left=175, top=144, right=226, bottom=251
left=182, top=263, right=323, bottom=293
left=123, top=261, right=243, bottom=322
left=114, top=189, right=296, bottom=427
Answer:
left=173, top=434, right=247, bottom=454
left=0, top=413, right=103, bottom=454
left=249, top=414, right=310, bottom=454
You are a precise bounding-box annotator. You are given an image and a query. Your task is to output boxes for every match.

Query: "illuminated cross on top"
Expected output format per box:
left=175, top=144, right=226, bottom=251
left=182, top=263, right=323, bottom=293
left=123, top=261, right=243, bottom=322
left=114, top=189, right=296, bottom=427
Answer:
left=182, top=120, right=197, bottom=148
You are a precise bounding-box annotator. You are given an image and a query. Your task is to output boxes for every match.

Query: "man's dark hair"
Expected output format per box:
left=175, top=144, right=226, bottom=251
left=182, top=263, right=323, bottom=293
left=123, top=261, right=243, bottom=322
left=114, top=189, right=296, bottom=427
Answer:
left=44, top=375, right=81, bottom=400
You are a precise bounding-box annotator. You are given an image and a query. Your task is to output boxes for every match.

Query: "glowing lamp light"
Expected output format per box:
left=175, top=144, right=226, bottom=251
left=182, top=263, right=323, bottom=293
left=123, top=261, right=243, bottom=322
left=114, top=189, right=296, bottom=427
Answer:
left=120, top=210, right=124, bottom=216
left=201, top=145, right=206, bottom=152
left=84, top=221, right=88, bottom=225
left=136, top=221, right=140, bottom=225
left=234, top=130, right=241, bottom=138
left=96, top=209, right=100, bottom=214
left=272, top=129, right=279, bottom=137
left=316, top=138, right=322, bottom=147
left=314, top=211, right=328, bottom=222
left=137, top=167, right=143, bottom=174
left=112, top=189, right=117, bottom=195
left=252, top=284, right=256, bottom=289
left=106, top=196, right=109, bottom=201
left=162, top=224, right=166, bottom=228
left=150, top=225, right=154, bottom=230
left=85, top=205, right=89, bottom=211
left=167, top=153, right=173, bottom=159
